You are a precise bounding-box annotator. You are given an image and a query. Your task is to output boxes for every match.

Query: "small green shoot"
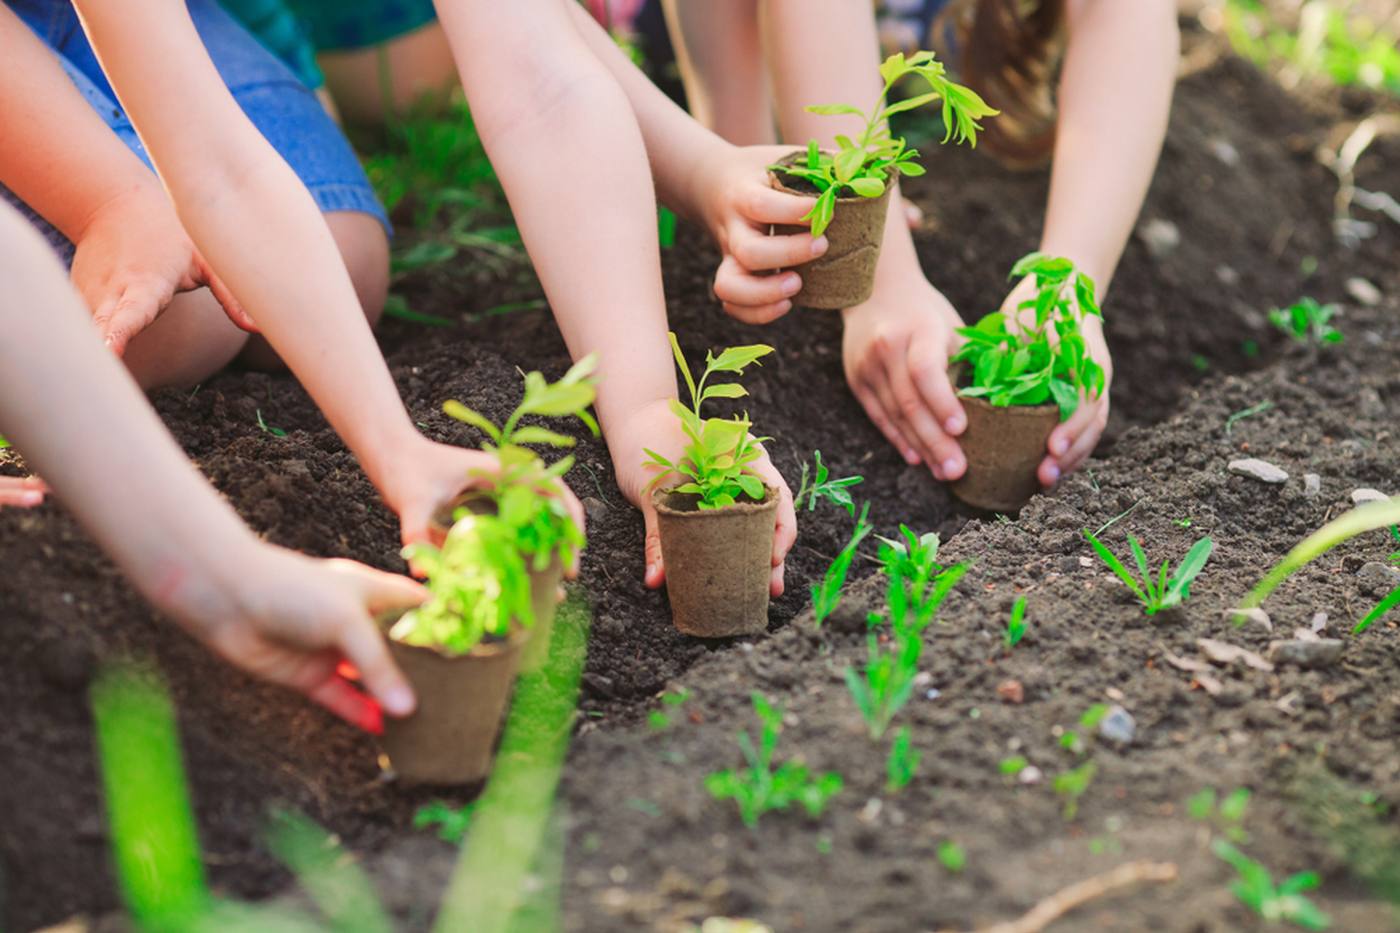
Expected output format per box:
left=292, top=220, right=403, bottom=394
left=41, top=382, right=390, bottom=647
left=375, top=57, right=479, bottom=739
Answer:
left=647, top=688, right=691, bottom=731
left=413, top=801, right=476, bottom=844
left=1269, top=297, right=1343, bottom=345
left=657, top=205, right=677, bottom=249
left=812, top=502, right=873, bottom=625
left=1004, top=596, right=1028, bottom=649
left=1083, top=530, right=1215, bottom=615
left=953, top=253, right=1106, bottom=420
left=875, top=526, right=968, bottom=631
left=999, top=755, right=1029, bottom=778
left=844, top=629, right=921, bottom=741
left=1059, top=704, right=1109, bottom=756
left=1188, top=787, right=1251, bottom=843
left=1054, top=760, right=1098, bottom=821
left=1174, top=517, right=1194, bottom=529
left=795, top=450, right=864, bottom=516
left=1213, top=840, right=1330, bottom=930
left=885, top=725, right=921, bottom=793
left=644, top=334, right=774, bottom=509
left=774, top=51, right=996, bottom=236
left=937, top=840, right=967, bottom=874
left=255, top=409, right=287, bottom=437
left=705, top=692, right=842, bottom=828
left=0, top=434, right=9, bottom=448
left=1225, top=400, right=1274, bottom=436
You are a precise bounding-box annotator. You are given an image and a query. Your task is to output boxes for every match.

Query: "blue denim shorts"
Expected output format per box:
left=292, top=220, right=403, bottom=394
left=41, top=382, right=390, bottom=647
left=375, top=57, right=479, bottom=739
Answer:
left=1, top=0, right=390, bottom=264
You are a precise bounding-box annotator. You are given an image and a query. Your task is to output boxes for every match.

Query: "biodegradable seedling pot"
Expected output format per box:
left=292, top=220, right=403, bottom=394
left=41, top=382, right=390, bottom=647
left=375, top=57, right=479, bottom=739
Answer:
left=377, top=609, right=523, bottom=785
left=769, top=151, right=893, bottom=310
left=948, top=367, right=1060, bottom=513
left=430, top=494, right=563, bottom=672
left=653, top=484, right=778, bottom=638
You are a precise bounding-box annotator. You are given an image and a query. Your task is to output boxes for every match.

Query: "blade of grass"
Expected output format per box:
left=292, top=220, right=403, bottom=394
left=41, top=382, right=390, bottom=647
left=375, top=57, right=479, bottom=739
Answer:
left=1083, top=530, right=1148, bottom=604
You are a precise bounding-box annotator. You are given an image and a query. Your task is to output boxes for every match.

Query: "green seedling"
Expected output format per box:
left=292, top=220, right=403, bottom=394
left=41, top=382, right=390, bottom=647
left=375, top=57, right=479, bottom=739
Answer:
left=647, top=688, right=691, bottom=731
left=644, top=334, right=774, bottom=509
left=0, top=434, right=9, bottom=448
left=952, top=253, right=1106, bottom=420
left=1054, top=760, right=1098, bottom=821
left=937, top=840, right=967, bottom=874
left=255, top=409, right=287, bottom=437
left=705, top=692, right=843, bottom=828
left=1060, top=704, right=1109, bottom=756
left=845, top=628, right=921, bottom=741
left=1213, top=840, right=1330, bottom=930
left=1188, top=787, right=1251, bottom=843
left=885, top=725, right=921, bottom=792
left=1083, top=530, right=1215, bottom=615
left=812, top=502, right=873, bottom=625
left=999, top=755, right=1029, bottom=778
left=875, top=525, right=968, bottom=631
left=414, top=801, right=477, bottom=844
left=440, top=354, right=599, bottom=574
left=773, top=50, right=995, bottom=237
left=1174, top=517, right=1194, bottom=529
left=1269, top=298, right=1343, bottom=345
left=1238, top=499, right=1400, bottom=634
left=1225, top=400, right=1274, bottom=436
left=795, top=450, right=864, bottom=516
left=1004, top=596, right=1028, bottom=649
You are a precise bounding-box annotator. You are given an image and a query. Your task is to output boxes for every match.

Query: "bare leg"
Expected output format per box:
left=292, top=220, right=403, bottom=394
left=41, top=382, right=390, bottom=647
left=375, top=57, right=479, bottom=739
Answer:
left=122, top=288, right=249, bottom=390
left=317, top=21, right=460, bottom=126
left=660, top=0, right=775, bottom=145
left=237, top=210, right=390, bottom=370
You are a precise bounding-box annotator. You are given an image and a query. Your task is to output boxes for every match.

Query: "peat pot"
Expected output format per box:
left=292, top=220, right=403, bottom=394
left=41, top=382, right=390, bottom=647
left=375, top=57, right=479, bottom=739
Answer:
left=948, top=367, right=1060, bottom=514
left=377, top=609, right=523, bottom=785
left=769, top=151, right=893, bottom=310
left=653, top=484, right=778, bottom=638
left=430, top=494, right=565, bottom=672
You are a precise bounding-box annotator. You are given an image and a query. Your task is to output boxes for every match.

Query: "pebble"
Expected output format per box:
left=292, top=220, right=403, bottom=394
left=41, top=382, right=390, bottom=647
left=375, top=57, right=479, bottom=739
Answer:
left=996, top=679, right=1024, bottom=705
left=1268, top=639, right=1344, bottom=669
left=1303, top=473, right=1321, bottom=497
left=1351, top=488, right=1391, bottom=505
left=582, top=496, right=609, bottom=525
left=1097, top=705, right=1137, bottom=745
left=1140, top=218, right=1181, bottom=259
left=1199, top=638, right=1275, bottom=672
left=1310, top=612, right=1329, bottom=634
left=1345, top=277, right=1382, bottom=306
left=1226, top=607, right=1273, bottom=631
left=1228, top=458, right=1289, bottom=484
left=1018, top=765, right=1043, bottom=786
left=1208, top=138, right=1241, bottom=167
left=1357, top=561, right=1400, bottom=597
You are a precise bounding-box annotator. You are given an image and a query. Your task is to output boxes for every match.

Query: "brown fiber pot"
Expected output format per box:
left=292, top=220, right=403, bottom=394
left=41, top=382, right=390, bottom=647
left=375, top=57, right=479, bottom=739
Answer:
left=948, top=367, right=1060, bottom=513
left=769, top=151, right=893, bottom=310
left=653, top=485, right=778, bottom=638
left=429, top=495, right=564, bottom=673
left=377, top=609, right=523, bottom=785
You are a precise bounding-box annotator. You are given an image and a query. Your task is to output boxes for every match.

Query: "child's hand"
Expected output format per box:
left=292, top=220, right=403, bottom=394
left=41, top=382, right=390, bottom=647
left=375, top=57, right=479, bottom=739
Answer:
left=162, top=544, right=427, bottom=732
left=70, top=185, right=255, bottom=354
left=384, top=438, right=586, bottom=577
left=0, top=475, right=45, bottom=507
left=842, top=278, right=969, bottom=480
left=698, top=145, right=831, bottom=324
left=608, top=398, right=797, bottom=596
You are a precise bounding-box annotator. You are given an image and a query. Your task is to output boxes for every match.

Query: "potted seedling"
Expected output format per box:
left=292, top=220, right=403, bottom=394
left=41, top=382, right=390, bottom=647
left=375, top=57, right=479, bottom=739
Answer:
left=949, top=252, right=1107, bottom=512
left=429, top=356, right=598, bottom=670
left=768, top=50, right=996, bottom=309
left=644, top=334, right=777, bottom=638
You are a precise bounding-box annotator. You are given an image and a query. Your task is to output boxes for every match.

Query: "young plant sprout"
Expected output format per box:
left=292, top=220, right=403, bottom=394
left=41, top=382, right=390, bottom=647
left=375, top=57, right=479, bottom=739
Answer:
left=647, top=688, right=691, bottom=731
left=772, top=51, right=996, bottom=237
left=1188, top=787, right=1251, bottom=844
left=413, top=801, right=476, bottom=844
left=1059, top=704, right=1109, bottom=756
left=812, top=502, right=873, bottom=625
left=999, top=755, right=1029, bottom=779
left=953, top=253, right=1107, bottom=420
left=936, top=840, right=967, bottom=874
left=886, top=725, right=921, bottom=793
left=845, top=630, right=921, bottom=741
left=1213, top=840, right=1330, bottom=930
left=1269, top=297, right=1343, bottom=345
left=1237, top=498, right=1400, bottom=634
left=1004, top=596, right=1028, bottom=649
left=1053, top=760, right=1098, bottom=821
left=705, top=692, right=843, bottom=828
left=795, top=450, right=864, bottom=516
left=644, top=334, right=774, bottom=509
left=1082, top=530, right=1215, bottom=616
left=876, top=526, right=968, bottom=631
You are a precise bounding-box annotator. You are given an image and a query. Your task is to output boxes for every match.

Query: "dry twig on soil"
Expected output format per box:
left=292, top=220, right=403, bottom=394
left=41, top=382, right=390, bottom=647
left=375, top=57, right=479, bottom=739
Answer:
left=937, top=860, right=1179, bottom=933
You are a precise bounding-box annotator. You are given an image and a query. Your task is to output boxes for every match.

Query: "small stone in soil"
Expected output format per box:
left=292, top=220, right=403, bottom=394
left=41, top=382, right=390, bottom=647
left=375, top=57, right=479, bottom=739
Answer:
left=996, top=679, right=1024, bottom=704
left=582, top=496, right=608, bottom=525
left=1267, top=639, right=1344, bottom=669
left=1310, top=612, right=1328, bottom=633
left=1228, top=458, right=1289, bottom=484
left=1303, top=473, right=1321, bottom=497
left=1139, top=218, right=1181, bottom=258
left=1345, top=277, right=1382, bottom=306
left=1097, top=705, right=1136, bottom=745
left=1018, top=765, right=1043, bottom=786
left=1350, top=488, right=1391, bottom=505
left=1198, top=638, right=1274, bottom=672
left=1357, top=561, right=1400, bottom=597
left=37, top=639, right=96, bottom=692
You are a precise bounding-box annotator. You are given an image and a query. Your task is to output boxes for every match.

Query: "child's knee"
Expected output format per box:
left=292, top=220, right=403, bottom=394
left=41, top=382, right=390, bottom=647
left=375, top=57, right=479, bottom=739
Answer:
left=326, top=211, right=390, bottom=327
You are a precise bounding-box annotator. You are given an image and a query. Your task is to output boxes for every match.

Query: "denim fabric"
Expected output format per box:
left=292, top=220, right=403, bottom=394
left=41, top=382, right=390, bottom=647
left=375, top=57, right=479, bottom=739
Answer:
left=1, top=0, right=389, bottom=263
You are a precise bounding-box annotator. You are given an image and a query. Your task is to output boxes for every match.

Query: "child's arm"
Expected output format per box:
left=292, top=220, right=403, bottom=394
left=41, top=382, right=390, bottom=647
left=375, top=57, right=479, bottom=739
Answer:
left=0, top=4, right=252, bottom=352
left=434, top=0, right=795, bottom=594
left=1025, top=0, right=1178, bottom=485
left=0, top=202, right=421, bottom=730
left=68, top=0, right=554, bottom=548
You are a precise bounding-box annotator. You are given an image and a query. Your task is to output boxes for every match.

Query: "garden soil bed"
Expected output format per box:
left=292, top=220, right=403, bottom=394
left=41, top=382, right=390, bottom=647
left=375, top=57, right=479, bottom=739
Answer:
left=3, top=42, right=1399, bottom=933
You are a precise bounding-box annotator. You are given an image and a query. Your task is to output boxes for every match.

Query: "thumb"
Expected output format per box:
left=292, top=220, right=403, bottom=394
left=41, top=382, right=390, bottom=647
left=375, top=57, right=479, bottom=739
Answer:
left=642, top=498, right=665, bottom=589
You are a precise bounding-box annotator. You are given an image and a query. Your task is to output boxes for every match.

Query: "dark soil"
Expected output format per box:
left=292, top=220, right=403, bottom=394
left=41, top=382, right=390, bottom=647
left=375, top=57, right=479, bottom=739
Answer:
left=3, top=38, right=1399, bottom=933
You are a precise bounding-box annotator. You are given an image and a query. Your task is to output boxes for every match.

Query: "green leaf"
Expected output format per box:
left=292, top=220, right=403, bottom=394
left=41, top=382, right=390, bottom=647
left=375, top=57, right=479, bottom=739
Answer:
left=442, top=401, right=502, bottom=444
left=805, top=103, right=864, bottom=117
left=735, top=473, right=765, bottom=501
left=707, top=345, right=774, bottom=374
left=700, top=383, right=748, bottom=403
left=1083, top=530, right=1148, bottom=604
left=508, top=426, right=576, bottom=448
left=847, top=177, right=885, bottom=198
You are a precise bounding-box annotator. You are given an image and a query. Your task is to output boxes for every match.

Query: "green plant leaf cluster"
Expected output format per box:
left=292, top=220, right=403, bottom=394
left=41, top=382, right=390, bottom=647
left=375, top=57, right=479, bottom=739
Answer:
left=1053, top=760, right=1098, bottom=821
left=413, top=801, right=477, bottom=844
left=644, top=334, right=774, bottom=509
left=1213, top=840, right=1330, bottom=930
left=885, top=725, right=921, bottom=793
left=953, top=253, right=1106, bottom=420
left=1059, top=704, right=1109, bottom=756
left=647, top=688, right=691, bottom=731
left=704, top=692, right=843, bottom=828
left=795, top=449, right=863, bottom=516
left=1083, top=529, right=1214, bottom=615
left=1005, top=595, right=1028, bottom=649
left=811, top=502, right=873, bottom=625
left=774, top=50, right=997, bottom=236
left=1188, top=787, right=1251, bottom=843
left=1269, top=297, right=1343, bottom=345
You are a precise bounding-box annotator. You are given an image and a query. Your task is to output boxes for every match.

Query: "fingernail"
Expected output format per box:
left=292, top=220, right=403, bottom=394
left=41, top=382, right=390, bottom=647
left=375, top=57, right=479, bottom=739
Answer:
left=19, top=490, right=42, bottom=506
left=904, top=449, right=919, bottom=465
left=1046, top=464, right=1061, bottom=484
left=782, top=275, right=802, bottom=296
left=942, top=458, right=960, bottom=479
left=810, top=236, right=829, bottom=257
left=945, top=415, right=965, bottom=434
left=1052, top=436, right=1069, bottom=456
left=646, top=563, right=656, bottom=579
left=382, top=686, right=415, bottom=717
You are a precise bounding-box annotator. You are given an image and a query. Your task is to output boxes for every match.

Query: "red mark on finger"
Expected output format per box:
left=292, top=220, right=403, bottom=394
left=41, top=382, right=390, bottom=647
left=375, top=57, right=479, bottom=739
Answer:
left=309, top=675, right=383, bottom=735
